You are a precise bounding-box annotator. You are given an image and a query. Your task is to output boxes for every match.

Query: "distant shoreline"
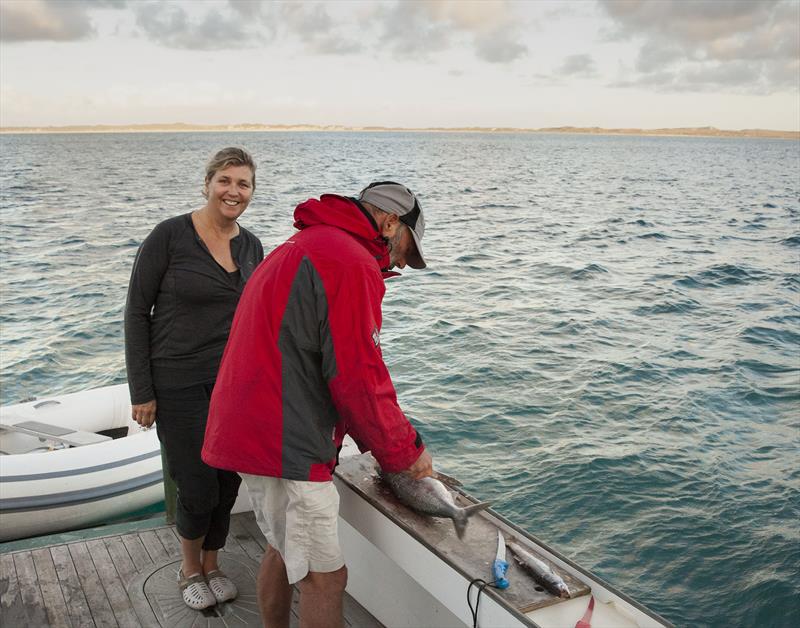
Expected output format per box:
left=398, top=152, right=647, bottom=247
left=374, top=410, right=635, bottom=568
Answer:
left=0, top=123, right=797, bottom=140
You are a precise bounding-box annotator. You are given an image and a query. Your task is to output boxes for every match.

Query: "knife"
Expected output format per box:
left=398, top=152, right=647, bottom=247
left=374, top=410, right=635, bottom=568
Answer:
left=492, top=530, right=510, bottom=589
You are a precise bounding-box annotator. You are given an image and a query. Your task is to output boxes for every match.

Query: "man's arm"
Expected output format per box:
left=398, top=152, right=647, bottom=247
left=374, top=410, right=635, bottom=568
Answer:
left=323, top=262, right=431, bottom=475
left=403, top=449, right=433, bottom=479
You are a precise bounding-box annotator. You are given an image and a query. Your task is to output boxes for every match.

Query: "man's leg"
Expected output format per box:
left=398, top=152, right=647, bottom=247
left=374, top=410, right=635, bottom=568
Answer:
left=258, top=545, right=293, bottom=628
left=297, top=566, right=348, bottom=628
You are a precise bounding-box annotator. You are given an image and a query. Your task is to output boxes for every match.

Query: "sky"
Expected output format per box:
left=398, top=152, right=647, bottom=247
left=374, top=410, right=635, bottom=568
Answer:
left=0, top=0, right=798, bottom=130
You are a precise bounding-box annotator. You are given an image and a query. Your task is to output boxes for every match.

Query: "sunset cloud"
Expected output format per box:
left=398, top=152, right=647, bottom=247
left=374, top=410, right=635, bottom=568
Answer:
left=133, top=1, right=266, bottom=50
left=0, top=0, right=123, bottom=42
left=1, top=0, right=796, bottom=130
left=599, top=0, right=800, bottom=93
left=367, top=0, right=528, bottom=63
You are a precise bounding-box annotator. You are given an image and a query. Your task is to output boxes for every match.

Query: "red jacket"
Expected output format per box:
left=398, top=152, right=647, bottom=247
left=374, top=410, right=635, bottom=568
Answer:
left=202, top=195, right=424, bottom=481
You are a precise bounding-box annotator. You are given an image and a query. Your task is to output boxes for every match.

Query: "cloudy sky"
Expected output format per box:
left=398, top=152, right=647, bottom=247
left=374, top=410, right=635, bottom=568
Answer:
left=1, top=0, right=798, bottom=130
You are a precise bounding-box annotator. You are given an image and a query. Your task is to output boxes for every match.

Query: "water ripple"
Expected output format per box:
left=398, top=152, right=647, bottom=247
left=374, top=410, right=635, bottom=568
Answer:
left=2, top=131, right=799, bottom=628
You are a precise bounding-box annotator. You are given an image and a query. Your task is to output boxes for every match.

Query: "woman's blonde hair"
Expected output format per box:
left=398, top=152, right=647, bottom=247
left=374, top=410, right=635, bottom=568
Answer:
left=205, top=147, right=256, bottom=189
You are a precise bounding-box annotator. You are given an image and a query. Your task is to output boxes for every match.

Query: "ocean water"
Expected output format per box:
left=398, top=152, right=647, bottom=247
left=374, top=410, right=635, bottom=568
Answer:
left=1, top=131, right=798, bottom=627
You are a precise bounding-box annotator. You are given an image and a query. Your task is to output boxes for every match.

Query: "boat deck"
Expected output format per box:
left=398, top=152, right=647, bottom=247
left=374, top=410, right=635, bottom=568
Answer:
left=0, top=511, right=382, bottom=627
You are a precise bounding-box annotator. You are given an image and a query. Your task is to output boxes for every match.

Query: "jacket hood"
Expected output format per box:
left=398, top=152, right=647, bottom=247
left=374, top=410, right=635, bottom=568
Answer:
left=294, top=194, right=397, bottom=276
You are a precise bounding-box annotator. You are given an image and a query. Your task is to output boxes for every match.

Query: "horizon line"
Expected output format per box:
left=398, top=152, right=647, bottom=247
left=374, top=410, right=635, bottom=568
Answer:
left=1, top=123, right=798, bottom=140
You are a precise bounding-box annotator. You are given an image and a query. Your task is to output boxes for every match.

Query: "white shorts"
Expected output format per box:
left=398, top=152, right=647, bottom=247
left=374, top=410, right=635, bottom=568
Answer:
left=241, top=474, right=345, bottom=584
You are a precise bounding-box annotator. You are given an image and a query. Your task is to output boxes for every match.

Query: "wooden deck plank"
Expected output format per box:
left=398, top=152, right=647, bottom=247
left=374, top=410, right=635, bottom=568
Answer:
left=285, top=586, right=382, bottom=628
left=103, top=537, right=137, bottom=586
left=12, top=551, right=50, bottom=627
left=138, top=530, right=169, bottom=564
left=0, top=512, right=382, bottom=628
left=102, top=537, right=160, bottom=628
left=86, top=538, right=140, bottom=628
left=51, top=544, right=94, bottom=628
left=154, top=527, right=182, bottom=557
left=228, top=515, right=264, bottom=562
left=32, top=547, right=71, bottom=628
left=121, top=533, right=153, bottom=573
left=239, top=512, right=268, bottom=552
left=220, top=528, right=248, bottom=557
left=0, top=551, right=28, bottom=628
left=290, top=586, right=301, bottom=620
left=68, top=541, right=119, bottom=627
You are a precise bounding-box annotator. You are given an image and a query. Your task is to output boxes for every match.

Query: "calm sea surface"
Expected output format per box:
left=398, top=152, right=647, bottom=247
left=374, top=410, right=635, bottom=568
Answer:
left=1, top=131, right=798, bottom=626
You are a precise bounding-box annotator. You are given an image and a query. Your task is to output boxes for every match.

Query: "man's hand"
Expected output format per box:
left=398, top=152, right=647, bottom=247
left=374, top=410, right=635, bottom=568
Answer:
left=402, top=449, right=433, bottom=480
left=132, top=400, right=157, bottom=428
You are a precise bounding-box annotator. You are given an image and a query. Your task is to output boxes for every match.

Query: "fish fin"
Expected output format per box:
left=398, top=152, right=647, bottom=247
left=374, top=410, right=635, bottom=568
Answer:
left=434, top=471, right=463, bottom=487
left=453, top=517, right=468, bottom=540
left=452, top=502, right=492, bottom=540
left=463, top=501, right=492, bottom=517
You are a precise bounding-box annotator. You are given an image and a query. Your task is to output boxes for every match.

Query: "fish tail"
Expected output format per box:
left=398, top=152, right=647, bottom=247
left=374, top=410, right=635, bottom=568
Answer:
left=454, top=515, right=468, bottom=540
left=464, top=501, right=492, bottom=518
left=453, top=501, right=492, bottom=540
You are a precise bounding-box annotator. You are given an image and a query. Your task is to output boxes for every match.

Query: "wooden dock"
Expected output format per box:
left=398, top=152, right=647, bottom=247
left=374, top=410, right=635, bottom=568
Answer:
left=0, top=511, right=382, bottom=627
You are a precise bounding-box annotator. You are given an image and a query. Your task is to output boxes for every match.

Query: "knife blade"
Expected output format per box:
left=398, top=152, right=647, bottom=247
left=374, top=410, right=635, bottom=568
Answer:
left=492, top=530, right=510, bottom=589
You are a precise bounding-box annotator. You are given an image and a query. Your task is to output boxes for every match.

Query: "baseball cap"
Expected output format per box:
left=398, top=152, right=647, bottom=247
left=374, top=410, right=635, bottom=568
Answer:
left=358, top=181, right=426, bottom=269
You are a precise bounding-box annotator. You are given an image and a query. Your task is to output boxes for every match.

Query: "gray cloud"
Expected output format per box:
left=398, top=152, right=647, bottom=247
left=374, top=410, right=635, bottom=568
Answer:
left=278, top=2, right=362, bottom=55
left=311, top=36, right=362, bottom=55
left=559, top=54, right=598, bottom=78
left=280, top=2, right=332, bottom=33
left=599, top=0, right=800, bottom=93
left=228, top=0, right=267, bottom=20
left=133, top=1, right=266, bottom=50
left=475, top=34, right=526, bottom=64
left=368, top=2, right=452, bottom=58
left=602, top=0, right=782, bottom=43
left=372, top=1, right=527, bottom=63
left=634, top=40, right=685, bottom=73
left=1, top=0, right=99, bottom=42
left=611, top=60, right=794, bottom=94
left=132, top=1, right=360, bottom=55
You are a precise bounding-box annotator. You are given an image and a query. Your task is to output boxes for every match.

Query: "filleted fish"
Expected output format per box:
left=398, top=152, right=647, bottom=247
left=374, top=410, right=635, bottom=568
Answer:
left=506, top=538, right=571, bottom=598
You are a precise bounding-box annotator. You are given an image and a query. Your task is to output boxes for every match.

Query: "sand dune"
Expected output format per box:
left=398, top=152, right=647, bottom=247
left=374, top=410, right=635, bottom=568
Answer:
left=1, top=122, right=797, bottom=140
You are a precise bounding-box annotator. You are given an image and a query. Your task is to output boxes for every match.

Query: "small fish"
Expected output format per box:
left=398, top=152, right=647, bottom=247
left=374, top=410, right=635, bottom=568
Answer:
left=506, top=538, right=570, bottom=598
left=381, top=472, right=490, bottom=539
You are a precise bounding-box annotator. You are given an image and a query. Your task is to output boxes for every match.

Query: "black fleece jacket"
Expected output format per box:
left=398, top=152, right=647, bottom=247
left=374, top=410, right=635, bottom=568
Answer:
left=124, top=213, right=263, bottom=404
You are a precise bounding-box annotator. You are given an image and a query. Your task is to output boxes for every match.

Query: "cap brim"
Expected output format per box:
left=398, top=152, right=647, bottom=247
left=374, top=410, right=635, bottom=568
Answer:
left=407, top=229, right=426, bottom=269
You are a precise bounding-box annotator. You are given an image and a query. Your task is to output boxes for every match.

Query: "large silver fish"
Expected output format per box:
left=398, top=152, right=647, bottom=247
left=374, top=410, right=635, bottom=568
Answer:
left=506, top=538, right=570, bottom=598
left=381, top=472, right=491, bottom=539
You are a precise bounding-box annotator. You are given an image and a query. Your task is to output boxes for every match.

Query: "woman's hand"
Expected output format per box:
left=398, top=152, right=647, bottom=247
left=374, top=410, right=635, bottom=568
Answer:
left=132, top=400, right=157, bottom=428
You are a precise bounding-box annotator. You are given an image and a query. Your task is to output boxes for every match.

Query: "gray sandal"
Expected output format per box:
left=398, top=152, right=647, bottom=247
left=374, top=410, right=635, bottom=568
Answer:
left=206, top=569, right=238, bottom=603
left=178, top=570, right=216, bottom=610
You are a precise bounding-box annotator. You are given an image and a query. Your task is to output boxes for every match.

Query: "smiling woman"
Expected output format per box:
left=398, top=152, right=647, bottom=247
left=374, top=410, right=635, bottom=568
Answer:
left=123, top=146, right=264, bottom=611
left=196, top=149, right=257, bottom=271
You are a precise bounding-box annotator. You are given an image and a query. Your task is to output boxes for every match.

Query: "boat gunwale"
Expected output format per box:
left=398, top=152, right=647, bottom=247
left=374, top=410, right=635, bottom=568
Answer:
left=334, top=458, right=673, bottom=628
left=334, top=469, right=541, bottom=627
left=447, top=484, right=675, bottom=628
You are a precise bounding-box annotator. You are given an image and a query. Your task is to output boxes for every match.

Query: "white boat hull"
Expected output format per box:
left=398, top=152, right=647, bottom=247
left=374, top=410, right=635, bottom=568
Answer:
left=0, top=384, right=163, bottom=541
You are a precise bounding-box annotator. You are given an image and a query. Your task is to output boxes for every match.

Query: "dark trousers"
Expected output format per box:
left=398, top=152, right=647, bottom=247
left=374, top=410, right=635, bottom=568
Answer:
left=155, top=382, right=241, bottom=550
